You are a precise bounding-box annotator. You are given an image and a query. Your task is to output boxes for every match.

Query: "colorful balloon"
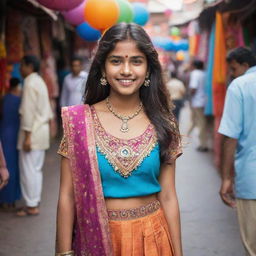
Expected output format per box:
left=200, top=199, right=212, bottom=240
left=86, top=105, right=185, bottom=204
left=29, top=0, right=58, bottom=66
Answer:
left=170, top=35, right=181, bottom=41
left=132, top=2, right=149, bottom=26
left=84, top=0, right=119, bottom=30
left=170, top=26, right=180, bottom=36
left=176, top=50, right=185, bottom=61
left=76, top=22, right=101, bottom=42
left=178, top=39, right=189, bottom=51
left=164, top=9, right=172, bottom=18
left=62, top=1, right=87, bottom=25
left=116, top=0, right=134, bottom=23
left=152, top=37, right=175, bottom=51
left=37, top=0, right=83, bottom=11
left=152, top=37, right=189, bottom=52
left=174, top=39, right=189, bottom=51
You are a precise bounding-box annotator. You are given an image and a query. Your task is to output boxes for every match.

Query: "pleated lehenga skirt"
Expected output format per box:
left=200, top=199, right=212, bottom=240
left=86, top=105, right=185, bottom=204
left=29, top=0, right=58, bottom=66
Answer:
left=108, top=201, right=175, bottom=256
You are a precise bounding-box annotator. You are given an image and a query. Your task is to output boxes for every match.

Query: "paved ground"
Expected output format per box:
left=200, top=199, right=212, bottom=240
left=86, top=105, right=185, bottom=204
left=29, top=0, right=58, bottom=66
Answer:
left=177, top=107, right=244, bottom=256
left=0, top=106, right=244, bottom=256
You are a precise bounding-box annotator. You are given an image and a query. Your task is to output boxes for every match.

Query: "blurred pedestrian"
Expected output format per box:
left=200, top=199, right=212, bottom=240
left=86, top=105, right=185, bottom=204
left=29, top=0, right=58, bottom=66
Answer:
left=56, top=59, right=70, bottom=136
left=0, top=142, right=9, bottom=190
left=56, top=23, right=183, bottom=256
left=188, top=60, right=208, bottom=152
left=60, top=57, right=88, bottom=107
left=166, top=70, right=186, bottom=121
left=16, top=55, right=53, bottom=216
left=219, top=47, right=256, bottom=256
left=0, top=78, right=21, bottom=209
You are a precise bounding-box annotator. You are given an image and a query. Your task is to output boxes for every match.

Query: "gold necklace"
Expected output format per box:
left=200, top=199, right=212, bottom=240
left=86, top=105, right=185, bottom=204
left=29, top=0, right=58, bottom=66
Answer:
left=106, top=97, right=143, bottom=133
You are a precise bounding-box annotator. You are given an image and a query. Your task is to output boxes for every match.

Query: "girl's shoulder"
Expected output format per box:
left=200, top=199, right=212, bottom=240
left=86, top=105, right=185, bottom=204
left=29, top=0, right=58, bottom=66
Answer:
left=91, top=100, right=106, bottom=112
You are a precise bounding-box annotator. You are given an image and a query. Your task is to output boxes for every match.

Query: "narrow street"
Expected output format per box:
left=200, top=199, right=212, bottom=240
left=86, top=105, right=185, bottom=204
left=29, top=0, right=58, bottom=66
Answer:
left=0, top=107, right=244, bottom=256
left=177, top=107, right=244, bottom=256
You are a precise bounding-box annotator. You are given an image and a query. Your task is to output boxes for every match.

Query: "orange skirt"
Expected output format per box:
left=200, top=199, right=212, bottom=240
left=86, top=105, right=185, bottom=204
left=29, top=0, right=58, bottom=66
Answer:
left=109, top=207, right=174, bottom=256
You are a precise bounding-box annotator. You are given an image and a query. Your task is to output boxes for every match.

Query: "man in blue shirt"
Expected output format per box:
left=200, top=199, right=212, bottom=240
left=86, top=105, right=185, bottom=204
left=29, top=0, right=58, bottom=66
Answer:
left=218, top=47, right=256, bottom=256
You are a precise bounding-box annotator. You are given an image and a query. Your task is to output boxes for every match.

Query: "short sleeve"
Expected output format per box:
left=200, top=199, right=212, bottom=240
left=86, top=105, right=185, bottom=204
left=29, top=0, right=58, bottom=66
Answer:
left=166, top=119, right=183, bottom=164
left=57, top=136, right=69, bottom=158
left=189, top=71, right=199, bottom=89
left=218, top=83, right=242, bottom=139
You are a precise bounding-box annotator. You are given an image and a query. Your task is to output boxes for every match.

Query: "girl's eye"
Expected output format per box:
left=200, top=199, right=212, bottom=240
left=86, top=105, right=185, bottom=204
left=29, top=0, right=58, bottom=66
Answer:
left=110, top=59, right=121, bottom=64
left=132, top=59, right=143, bottom=65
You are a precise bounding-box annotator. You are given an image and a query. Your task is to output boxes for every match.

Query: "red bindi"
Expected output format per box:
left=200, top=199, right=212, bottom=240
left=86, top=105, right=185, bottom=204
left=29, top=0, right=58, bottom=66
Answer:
left=125, top=55, right=128, bottom=58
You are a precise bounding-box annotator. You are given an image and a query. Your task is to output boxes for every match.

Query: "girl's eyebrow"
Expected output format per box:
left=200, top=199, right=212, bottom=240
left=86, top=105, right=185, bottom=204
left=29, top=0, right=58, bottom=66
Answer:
left=107, top=55, right=145, bottom=59
left=130, top=56, right=145, bottom=59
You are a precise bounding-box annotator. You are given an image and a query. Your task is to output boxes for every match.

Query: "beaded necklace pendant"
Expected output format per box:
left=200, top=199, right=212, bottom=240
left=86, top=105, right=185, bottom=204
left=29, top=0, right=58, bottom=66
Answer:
left=91, top=106, right=158, bottom=178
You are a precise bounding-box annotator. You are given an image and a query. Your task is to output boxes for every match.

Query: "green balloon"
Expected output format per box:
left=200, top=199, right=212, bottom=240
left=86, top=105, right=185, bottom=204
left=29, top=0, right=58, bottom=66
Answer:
left=171, top=27, right=180, bottom=36
left=116, top=0, right=134, bottom=23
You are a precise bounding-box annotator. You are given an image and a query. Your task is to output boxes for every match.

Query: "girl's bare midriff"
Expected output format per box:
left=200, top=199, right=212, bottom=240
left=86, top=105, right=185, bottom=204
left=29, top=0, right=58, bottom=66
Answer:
left=105, top=194, right=158, bottom=210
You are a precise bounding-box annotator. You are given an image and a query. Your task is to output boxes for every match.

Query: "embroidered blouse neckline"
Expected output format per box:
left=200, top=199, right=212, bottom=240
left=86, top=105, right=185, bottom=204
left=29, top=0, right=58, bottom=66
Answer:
left=90, top=105, right=153, bottom=142
left=90, top=105, right=158, bottom=178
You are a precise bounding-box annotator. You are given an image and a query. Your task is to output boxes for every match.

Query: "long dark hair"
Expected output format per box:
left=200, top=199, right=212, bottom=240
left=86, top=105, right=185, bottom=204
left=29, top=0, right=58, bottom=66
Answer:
left=84, top=23, right=180, bottom=163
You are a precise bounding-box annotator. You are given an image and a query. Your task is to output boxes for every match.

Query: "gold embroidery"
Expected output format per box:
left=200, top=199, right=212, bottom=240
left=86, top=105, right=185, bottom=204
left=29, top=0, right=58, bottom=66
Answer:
left=91, top=107, right=158, bottom=178
left=57, top=136, right=69, bottom=158
left=166, top=116, right=183, bottom=163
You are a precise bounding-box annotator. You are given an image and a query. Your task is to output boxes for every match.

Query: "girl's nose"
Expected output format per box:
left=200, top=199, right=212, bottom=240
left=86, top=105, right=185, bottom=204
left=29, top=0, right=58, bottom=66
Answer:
left=121, top=62, right=132, bottom=76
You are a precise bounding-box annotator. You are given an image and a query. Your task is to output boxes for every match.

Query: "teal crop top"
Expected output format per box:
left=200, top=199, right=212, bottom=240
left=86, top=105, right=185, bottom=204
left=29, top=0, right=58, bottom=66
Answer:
left=90, top=105, right=162, bottom=198
left=97, top=144, right=161, bottom=198
left=58, top=106, right=182, bottom=199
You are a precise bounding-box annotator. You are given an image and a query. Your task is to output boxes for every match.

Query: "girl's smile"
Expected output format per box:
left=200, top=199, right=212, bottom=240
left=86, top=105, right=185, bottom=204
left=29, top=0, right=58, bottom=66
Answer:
left=104, top=40, right=148, bottom=96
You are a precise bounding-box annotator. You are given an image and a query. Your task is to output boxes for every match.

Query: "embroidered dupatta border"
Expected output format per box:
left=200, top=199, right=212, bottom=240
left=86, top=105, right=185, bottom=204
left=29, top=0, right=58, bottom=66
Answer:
left=61, top=105, right=113, bottom=256
left=84, top=105, right=113, bottom=255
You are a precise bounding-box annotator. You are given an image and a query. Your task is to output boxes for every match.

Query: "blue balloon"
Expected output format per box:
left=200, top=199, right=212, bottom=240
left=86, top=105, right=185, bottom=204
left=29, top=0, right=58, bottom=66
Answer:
left=179, top=39, right=189, bottom=51
left=76, top=22, right=101, bottom=42
left=165, top=40, right=175, bottom=51
left=173, top=39, right=189, bottom=51
left=152, top=37, right=176, bottom=51
left=132, top=3, right=149, bottom=26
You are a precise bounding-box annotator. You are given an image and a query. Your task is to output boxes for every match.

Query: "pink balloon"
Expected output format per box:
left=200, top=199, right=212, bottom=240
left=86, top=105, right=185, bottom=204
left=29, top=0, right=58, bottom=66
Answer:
left=62, top=1, right=87, bottom=25
left=164, top=9, right=172, bottom=17
left=37, top=0, right=83, bottom=11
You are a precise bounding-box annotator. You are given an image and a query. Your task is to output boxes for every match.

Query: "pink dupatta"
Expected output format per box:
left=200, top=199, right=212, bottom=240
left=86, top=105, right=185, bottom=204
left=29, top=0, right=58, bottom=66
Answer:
left=62, top=104, right=113, bottom=256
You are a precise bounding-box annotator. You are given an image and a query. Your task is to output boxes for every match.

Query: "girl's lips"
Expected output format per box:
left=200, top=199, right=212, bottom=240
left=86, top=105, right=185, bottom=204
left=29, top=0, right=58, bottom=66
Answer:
left=117, top=79, right=135, bottom=86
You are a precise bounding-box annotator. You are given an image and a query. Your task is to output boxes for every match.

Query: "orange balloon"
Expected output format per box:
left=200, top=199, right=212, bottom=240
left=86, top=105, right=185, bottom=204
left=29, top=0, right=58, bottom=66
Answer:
left=84, top=0, right=119, bottom=30
left=176, top=50, right=185, bottom=61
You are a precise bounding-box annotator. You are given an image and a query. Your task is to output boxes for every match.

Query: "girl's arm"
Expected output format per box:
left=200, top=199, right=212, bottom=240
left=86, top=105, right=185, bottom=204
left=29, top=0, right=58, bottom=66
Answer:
left=157, top=162, right=183, bottom=256
left=56, top=157, right=75, bottom=253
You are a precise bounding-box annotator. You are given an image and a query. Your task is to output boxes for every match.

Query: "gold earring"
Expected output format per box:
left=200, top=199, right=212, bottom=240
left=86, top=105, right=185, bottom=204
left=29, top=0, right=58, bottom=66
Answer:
left=100, top=76, right=107, bottom=86
left=144, top=76, right=150, bottom=87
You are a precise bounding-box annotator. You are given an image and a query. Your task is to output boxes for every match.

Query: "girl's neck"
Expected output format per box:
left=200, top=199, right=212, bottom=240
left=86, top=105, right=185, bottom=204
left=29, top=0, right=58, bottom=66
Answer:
left=108, top=94, right=141, bottom=114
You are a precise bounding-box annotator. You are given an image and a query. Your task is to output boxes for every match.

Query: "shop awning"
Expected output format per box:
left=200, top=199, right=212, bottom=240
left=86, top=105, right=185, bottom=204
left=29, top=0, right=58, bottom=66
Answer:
left=26, top=0, right=58, bottom=20
left=169, top=0, right=204, bottom=26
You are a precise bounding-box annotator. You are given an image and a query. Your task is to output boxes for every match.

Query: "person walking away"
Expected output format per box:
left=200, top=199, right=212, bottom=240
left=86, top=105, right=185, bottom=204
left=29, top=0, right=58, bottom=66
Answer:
left=188, top=59, right=208, bottom=152
left=60, top=57, right=88, bottom=107
left=0, top=78, right=21, bottom=210
left=16, top=55, right=53, bottom=216
left=219, top=47, right=256, bottom=256
left=166, top=71, right=186, bottom=121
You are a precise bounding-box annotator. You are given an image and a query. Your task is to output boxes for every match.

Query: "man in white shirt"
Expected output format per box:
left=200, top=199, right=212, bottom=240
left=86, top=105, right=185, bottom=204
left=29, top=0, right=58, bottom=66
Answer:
left=188, top=60, right=208, bottom=152
left=17, top=55, right=53, bottom=216
left=60, top=57, right=88, bottom=107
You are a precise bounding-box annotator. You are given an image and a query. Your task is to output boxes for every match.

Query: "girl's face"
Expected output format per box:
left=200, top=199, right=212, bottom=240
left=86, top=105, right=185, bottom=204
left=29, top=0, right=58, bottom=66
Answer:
left=104, top=40, right=148, bottom=97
